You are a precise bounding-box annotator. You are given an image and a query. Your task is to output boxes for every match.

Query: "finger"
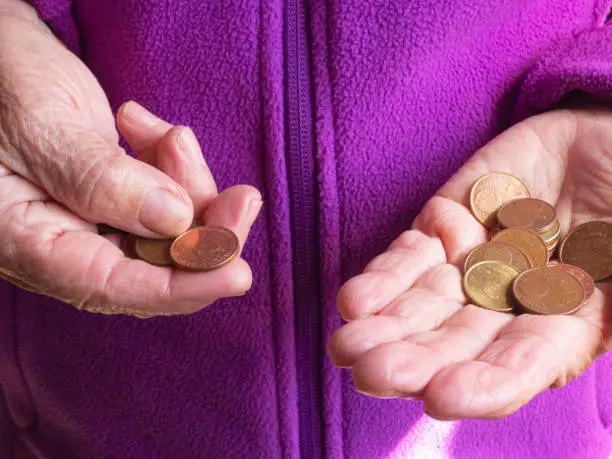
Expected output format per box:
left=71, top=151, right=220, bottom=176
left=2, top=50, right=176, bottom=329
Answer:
left=337, top=197, right=485, bottom=321
left=59, top=234, right=252, bottom=314
left=202, top=184, right=263, bottom=252
left=337, top=230, right=445, bottom=320
left=5, top=97, right=197, bottom=237
left=0, top=173, right=251, bottom=315
left=117, top=101, right=218, bottom=216
left=116, top=101, right=174, bottom=163
left=351, top=306, right=512, bottom=398
left=328, top=264, right=465, bottom=367
left=152, top=125, right=218, bottom=215
left=411, top=196, right=487, bottom=264
left=423, top=312, right=599, bottom=420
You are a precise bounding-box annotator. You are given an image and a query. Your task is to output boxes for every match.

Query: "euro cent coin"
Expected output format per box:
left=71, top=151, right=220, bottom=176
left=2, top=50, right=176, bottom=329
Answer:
left=492, top=228, right=549, bottom=267
left=559, top=221, right=612, bottom=282
left=552, top=264, right=595, bottom=306
left=170, top=226, right=240, bottom=271
left=463, top=242, right=531, bottom=273
left=135, top=237, right=173, bottom=266
left=512, top=266, right=584, bottom=315
left=496, top=198, right=556, bottom=233
left=469, top=172, right=531, bottom=228
left=463, top=260, right=520, bottom=312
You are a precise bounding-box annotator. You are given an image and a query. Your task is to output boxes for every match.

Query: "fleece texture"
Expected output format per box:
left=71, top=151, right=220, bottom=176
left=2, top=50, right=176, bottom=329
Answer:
left=0, top=0, right=611, bottom=457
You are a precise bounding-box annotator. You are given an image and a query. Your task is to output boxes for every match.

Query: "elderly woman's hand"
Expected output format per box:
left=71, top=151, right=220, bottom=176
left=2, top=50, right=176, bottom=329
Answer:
left=0, top=2, right=261, bottom=316
left=329, top=106, right=612, bottom=420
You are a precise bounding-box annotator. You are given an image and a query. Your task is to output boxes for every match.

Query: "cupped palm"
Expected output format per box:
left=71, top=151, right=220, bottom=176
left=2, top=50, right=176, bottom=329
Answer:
left=328, top=107, right=612, bottom=420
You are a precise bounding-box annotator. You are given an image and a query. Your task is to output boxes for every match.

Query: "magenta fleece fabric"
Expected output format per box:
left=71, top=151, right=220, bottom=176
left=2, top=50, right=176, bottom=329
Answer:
left=2, top=0, right=612, bottom=457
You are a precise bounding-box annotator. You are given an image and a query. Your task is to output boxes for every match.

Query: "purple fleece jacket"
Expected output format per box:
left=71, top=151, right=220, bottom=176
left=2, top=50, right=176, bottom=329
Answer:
left=3, top=0, right=612, bottom=458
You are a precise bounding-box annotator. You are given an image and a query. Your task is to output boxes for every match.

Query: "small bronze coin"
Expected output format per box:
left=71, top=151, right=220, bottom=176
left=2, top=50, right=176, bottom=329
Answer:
left=559, top=221, right=612, bottom=282
left=170, top=226, right=240, bottom=271
left=492, top=228, right=549, bottom=267
left=552, top=264, right=595, bottom=306
left=547, top=241, right=559, bottom=257
left=463, top=261, right=519, bottom=312
left=496, top=198, right=556, bottom=232
left=539, top=219, right=560, bottom=243
left=469, top=172, right=531, bottom=228
left=135, top=237, right=173, bottom=266
left=512, top=266, right=584, bottom=315
left=464, top=242, right=531, bottom=273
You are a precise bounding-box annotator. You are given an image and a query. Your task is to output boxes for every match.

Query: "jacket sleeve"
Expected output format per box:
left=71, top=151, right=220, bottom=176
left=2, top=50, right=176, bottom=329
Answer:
left=24, top=0, right=81, bottom=55
left=513, top=23, right=612, bottom=121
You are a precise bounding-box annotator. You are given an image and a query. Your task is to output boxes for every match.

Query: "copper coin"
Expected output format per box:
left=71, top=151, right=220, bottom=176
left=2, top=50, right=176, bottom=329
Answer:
left=512, top=266, right=584, bottom=315
left=552, top=264, right=595, bottom=306
left=492, top=228, right=549, bottom=267
left=539, top=219, right=560, bottom=243
left=464, top=242, right=531, bottom=273
left=559, top=221, right=612, bottom=281
left=170, top=226, right=240, bottom=271
left=135, top=237, right=173, bottom=266
left=496, top=198, right=556, bottom=232
left=469, top=172, right=531, bottom=228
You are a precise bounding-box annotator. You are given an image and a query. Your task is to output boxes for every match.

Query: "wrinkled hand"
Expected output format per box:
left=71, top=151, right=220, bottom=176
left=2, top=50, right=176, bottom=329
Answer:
left=0, top=4, right=260, bottom=316
left=328, top=106, right=612, bottom=419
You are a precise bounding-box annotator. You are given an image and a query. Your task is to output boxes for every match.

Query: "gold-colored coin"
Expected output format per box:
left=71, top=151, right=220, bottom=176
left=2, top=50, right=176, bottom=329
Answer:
left=464, top=242, right=531, bottom=273
left=469, top=172, right=531, bottom=228
left=546, top=237, right=559, bottom=250
left=463, top=260, right=519, bottom=312
left=539, top=219, right=560, bottom=241
left=512, top=266, right=584, bottom=315
left=491, top=228, right=549, bottom=267
left=559, top=221, right=612, bottom=282
left=496, top=198, right=556, bottom=233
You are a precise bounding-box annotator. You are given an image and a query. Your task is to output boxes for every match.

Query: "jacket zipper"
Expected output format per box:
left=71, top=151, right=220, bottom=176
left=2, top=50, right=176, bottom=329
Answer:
left=285, top=0, right=323, bottom=457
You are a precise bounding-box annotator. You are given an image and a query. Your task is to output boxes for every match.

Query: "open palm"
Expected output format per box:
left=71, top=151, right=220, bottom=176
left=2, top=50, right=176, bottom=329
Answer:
left=328, top=106, right=612, bottom=420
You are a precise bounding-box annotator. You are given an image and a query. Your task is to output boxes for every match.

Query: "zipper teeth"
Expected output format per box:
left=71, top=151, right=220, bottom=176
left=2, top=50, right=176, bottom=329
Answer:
left=287, top=0, right=322, bottom=457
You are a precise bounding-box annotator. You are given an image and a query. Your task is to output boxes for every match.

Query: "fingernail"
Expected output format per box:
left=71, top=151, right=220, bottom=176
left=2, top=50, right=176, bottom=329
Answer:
left=140, top=189, right=191, bottom=235
left=121, top=101, right=159, bottom=127
left=248, top=199, right=263, bottom=221
left=177, top=127, right=203, bottom=163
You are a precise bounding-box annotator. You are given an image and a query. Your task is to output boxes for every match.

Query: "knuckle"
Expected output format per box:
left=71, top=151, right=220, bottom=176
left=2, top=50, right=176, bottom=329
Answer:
left=69, top=146, right=127, bottom=217
left=389, top=230, right=424, bottom=250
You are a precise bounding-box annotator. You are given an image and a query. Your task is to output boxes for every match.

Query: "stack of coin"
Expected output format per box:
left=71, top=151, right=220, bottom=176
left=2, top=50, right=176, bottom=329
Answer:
left=496, top=198, right=560, bottom=255
left=98, top=222, right=240, bottom=271
left=465, top=171, right=610, bottom=316
left=470, top=172, right=561, bottom=254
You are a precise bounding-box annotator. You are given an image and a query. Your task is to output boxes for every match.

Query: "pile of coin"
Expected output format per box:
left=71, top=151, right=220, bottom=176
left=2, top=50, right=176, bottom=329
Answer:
left=98, top=222, right=240, bottom=271
left=465, top=172, right=612, bottom=315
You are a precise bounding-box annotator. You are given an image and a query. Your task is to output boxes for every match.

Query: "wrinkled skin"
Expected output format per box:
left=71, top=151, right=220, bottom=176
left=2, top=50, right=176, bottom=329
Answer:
left=329, top=106, right=612, bottom=420
left=0, top=3, right=261, bottom=316
left=5, top=1, right=612, bottom=421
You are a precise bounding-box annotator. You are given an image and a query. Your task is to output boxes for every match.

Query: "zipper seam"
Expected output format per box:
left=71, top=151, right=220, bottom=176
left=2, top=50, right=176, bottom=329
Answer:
left=286, top=0, right=324, bottom=456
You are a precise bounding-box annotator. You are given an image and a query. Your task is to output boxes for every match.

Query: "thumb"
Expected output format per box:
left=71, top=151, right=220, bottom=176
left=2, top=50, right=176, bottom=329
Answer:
left=35, top=131, right=194, bottom=237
